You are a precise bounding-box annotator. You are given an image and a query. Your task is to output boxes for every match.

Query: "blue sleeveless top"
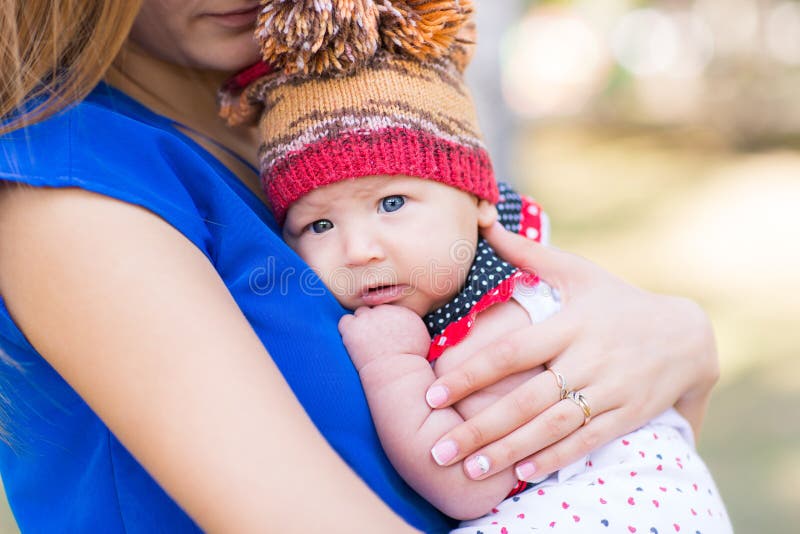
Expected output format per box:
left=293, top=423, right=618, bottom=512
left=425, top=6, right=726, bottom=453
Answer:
left=0, top=84, right=453, bottom=533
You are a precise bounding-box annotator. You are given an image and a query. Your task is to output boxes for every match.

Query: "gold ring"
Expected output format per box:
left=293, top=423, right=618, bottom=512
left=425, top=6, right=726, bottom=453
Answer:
left=565, top=390, right=592, bottom=426
left=546, top=368, right=568, bottom=400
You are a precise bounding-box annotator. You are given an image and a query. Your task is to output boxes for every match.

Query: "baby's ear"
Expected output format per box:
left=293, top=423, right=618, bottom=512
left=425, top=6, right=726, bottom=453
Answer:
left=477, top=200, right=498, bottom=228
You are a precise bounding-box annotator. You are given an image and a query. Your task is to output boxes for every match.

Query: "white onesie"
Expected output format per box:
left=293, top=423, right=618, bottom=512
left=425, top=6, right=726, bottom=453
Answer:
left=450, top=282, right=733, bottom=534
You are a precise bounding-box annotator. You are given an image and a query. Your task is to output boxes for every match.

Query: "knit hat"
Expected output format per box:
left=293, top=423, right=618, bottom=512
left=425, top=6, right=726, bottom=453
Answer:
left=220, top=0, right=497, bottom=224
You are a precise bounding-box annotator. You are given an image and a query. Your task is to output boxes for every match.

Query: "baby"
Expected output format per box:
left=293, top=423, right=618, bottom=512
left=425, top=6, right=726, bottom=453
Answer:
left=221, top=1, right=731, bottom=532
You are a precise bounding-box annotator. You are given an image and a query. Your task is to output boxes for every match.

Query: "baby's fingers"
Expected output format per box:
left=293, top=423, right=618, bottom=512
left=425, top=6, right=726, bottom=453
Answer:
left=338, top=313, right=354, bottom=331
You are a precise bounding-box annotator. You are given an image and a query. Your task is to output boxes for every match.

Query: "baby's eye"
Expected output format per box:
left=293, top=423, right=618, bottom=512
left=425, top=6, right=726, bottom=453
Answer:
left=308, top=219, right=334, bottom=234
left=379, top=195, right=405, bottom=213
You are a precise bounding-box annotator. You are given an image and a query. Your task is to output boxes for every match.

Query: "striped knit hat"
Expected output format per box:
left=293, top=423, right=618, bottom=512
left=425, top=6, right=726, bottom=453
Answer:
left=220, top=0, right=497, bottom=224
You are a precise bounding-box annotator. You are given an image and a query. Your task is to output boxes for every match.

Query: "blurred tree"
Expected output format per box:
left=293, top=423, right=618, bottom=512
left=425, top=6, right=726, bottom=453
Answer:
left=466, top=1, right=525, bottom=184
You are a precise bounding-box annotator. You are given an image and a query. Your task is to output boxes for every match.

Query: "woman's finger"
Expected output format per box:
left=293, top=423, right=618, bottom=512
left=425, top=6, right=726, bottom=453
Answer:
left=429, top=370, right=561, bottom=466
left=481, top=222, right=584, bottom=289
left=425, top=313, right=573, bottom=409
left=513, top=409, right=634, bottom=482
left=456, top=391, right=609, bottom=481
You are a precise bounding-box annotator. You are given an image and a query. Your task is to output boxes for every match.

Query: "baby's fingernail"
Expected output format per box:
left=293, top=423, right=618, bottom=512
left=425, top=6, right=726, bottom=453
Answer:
left=426, top=385, right=449, bottom=408
left=465, top=455, right=491, bottom=479
left=431, top=440, right=458, bottom=466
left=516, top=461, right=537, bottom=481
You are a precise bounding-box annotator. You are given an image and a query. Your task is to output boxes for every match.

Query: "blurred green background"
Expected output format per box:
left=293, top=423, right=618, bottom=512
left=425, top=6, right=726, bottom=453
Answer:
left=2, top=0, right=799, bottom=531
left=472, top=1, right=800, bottom=532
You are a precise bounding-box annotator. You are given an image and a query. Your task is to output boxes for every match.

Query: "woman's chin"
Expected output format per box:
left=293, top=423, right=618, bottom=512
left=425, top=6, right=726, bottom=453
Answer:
left=196, top=39, right=261, bottom=72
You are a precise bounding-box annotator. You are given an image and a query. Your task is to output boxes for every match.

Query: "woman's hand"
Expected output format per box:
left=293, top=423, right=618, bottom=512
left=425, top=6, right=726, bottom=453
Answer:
left=424, top=222, right=720, bottom=483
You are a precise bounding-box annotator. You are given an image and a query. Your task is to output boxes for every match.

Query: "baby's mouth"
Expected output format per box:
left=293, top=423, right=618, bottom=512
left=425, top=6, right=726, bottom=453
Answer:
left=361, top=284, right=411, bottom=306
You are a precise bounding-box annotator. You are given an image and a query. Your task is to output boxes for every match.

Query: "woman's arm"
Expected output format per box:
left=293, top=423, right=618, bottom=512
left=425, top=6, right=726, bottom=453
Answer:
left=423, top=222, right=720, bottom=483
left=0, top=186, right=416, bottom=533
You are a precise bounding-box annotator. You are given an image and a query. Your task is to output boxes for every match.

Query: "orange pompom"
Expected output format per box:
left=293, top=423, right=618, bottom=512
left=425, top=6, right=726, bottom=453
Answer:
left=377, top=0, right=474, bottom=64
left=256, top=0, right=381, bottom=76
left=449, top=17, right=477, bottom=73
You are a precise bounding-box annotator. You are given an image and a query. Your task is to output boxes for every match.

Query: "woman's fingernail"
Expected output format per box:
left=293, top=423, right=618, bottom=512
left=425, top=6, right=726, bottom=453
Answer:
left=516, top=461, right=537, bottom=481
left=430, top=440, right=458, bottom=466
left=426, top=385, right=449, bottom=408
left=465, top=455, right=491, bottom=479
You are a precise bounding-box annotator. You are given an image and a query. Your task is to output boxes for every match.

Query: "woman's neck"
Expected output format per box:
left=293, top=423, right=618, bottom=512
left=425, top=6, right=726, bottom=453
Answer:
left=105, top=42, right=265, bottom=201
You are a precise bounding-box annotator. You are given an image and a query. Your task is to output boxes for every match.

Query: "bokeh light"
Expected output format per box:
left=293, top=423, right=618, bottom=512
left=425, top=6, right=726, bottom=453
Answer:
left=692, top=0, right=760, bottom=57
left=766, top=1, right=800, bottom=65
left=494, top=4, right=800, bottom=531
left=610, top=8, right=681, bottom=77
left=501, top=11, right=609, bottom=118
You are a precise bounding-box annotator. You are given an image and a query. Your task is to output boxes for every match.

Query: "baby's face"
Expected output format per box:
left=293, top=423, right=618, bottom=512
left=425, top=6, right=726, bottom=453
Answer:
left=283, top=175, right=496, bottom=315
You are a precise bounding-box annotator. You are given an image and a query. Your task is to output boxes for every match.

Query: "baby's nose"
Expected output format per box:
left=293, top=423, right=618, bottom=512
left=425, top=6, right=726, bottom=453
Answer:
left=344, top=231, right=385, bottom=266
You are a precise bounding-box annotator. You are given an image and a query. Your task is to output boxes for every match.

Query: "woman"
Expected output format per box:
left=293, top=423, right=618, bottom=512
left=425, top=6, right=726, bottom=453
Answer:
left=0, top=1, right=719, bottom=532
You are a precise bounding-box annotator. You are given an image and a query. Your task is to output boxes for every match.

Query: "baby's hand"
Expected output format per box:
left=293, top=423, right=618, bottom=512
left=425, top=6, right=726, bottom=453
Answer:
left=339, top=305, right=431, bottom=370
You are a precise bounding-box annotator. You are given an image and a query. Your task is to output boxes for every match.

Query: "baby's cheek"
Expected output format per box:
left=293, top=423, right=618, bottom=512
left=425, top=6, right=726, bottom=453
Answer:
left=322, top=272, right=345, bottom=298
left=421, top=261, right=471, bottom=310
left=314, top=265, right=351, bottom=298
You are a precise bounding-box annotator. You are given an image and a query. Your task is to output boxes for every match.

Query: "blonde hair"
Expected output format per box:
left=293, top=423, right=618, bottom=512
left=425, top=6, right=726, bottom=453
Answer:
left=0, top=0, right=141, bottom=135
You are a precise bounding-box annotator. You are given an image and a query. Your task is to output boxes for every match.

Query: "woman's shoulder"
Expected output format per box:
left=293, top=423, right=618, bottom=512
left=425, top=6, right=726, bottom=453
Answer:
left=2, top=85, right=204, bottom=184
left=3, top=86, right=167, bottom=174
left=0, top=85, right=223, bottom=249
